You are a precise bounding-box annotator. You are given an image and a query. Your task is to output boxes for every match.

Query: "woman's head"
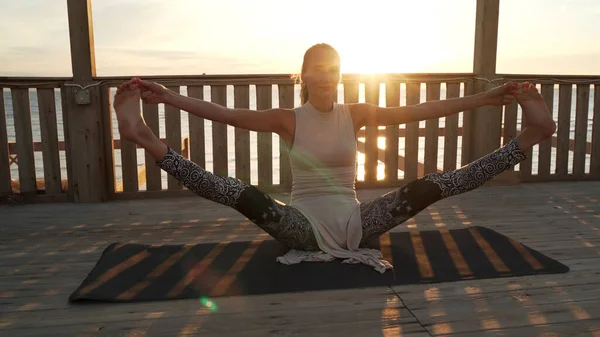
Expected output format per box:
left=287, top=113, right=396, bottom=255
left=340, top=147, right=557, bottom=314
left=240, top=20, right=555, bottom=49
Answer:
left=294, top=43, right=341, bottom=105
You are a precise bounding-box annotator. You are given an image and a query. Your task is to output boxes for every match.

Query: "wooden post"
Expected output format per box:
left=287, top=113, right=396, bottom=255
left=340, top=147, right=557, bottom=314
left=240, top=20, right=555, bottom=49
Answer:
left=468, top=0, right=502, bottom=162
left=64, top=0, right=113, bottom=202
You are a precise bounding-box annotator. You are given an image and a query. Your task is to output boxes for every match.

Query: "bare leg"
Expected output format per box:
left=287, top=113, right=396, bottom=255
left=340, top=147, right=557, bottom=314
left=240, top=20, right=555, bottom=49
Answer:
left=513, top=82, right=557, bottom=151
left=113, top=86, right=168, bottom=161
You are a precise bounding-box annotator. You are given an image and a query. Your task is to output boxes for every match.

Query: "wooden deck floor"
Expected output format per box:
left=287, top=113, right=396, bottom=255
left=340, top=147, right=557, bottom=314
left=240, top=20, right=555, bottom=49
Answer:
left=1, top=181, right=600, bottom=336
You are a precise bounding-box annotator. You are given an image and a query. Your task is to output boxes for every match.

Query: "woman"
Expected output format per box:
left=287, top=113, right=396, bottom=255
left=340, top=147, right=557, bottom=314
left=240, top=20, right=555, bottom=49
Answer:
left=114, top=43, right=556, bottom=273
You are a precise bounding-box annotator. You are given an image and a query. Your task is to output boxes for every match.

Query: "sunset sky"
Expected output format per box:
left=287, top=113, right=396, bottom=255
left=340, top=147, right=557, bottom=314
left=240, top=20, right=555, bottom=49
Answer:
left=1, top=0, right=599, bottom=77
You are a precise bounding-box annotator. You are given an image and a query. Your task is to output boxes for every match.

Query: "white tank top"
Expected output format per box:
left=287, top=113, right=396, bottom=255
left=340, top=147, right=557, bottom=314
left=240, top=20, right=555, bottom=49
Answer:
left=275, top=102, right=392, bottom=273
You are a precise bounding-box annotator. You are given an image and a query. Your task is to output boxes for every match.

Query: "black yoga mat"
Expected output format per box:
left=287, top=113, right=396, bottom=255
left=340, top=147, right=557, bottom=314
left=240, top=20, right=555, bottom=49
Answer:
left=69, top=226, right=569, bottom=302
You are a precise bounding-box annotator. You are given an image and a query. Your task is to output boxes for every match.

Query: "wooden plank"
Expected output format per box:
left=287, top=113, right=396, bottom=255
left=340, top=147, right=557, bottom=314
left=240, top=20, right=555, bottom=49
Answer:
left=11, top=88, right=36, bottom=194
left=165, top=86, right=182, bottom=189
left=503, top=101, right=518, bottom=171
left=36, top=89, right=62, bottom=194
left=99, top=86, right=118, bottom=198
left=364, top=81, right=379, bottom=183
left=278, top=84, right=293, bottom=189
left=187, top=86, right=205, bottom=170
left=573, top=84, right=590, bottom=177
left=233, top=85, right=251, bottom=183
left=443, top=83, right=460, bottom=171
left=405, top=83, right=420, bottom=179
left=591, top=85, right=600, bottom=179
left=142, top=102, right=161, bottom=191
left=461, top=80, right=475, bottom=166
left=0, top=88, right=12, bottom=196
left=256, top=85, right=273, bottom=188
left=0, top=289, right=423, bottom=335
left=521, top=83, right=537, bottom=179
left=211, top=85, right=228, bottom=178
left=94, top=73, right=476, bottom=87
left=556, top=84, right=572, bottom=176
left=385, top=81, right=400, bottom=181
left=119, top=128, right=138, bottom=193
left=343, top=81, right=359, bottom=104
left=424, top=83, right=440, bottom=174
left=59, top=88, right=74, bottom=200
left=538, top=84, right=554, bottom=177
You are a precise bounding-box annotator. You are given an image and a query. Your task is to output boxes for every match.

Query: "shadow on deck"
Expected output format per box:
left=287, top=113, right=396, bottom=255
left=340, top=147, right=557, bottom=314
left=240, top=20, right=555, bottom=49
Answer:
left=1, top=181, right=600, bottom=336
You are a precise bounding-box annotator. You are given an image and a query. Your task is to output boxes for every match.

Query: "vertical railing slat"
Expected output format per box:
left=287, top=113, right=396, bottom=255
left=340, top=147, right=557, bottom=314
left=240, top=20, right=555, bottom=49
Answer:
left=142, top=101, right=161, bottom=191
left=364, top=80, right=379, bottom=184
left=343, top=81, right=359, bottom=104
left=11, top=88, right=36, bottom=194
left=187, top=86, right=205, bottom=169
left=590, top=84, right=600, bottom=179
left=385, top=81, right=400, bottom=182
left=461, top=81, right=475, bottom=166
left=404, top=83, right=420, bottom=180
left=211, top=85, right=228, bottom=178
left=278, top=84, right=294, bottom=189
left=503, top=100, right=518, bottom=171
left=537, top=84, right=554, bottom=178
left=99, top=86, right=115, bottom=198
left=37, top=88, right=62, bottom=194
left=0, top=88, right=11, bottom=196
left=555, top=84, right=572, bottom=176
left=165, top=86, right=182, bottom=189
left=120, top=107, right=138, bottom=193
left=234, top=85, right=251, bottom=183
left=573, top=84, right=590, bottom=177
left=424, top=83, right=440, bottom=174
left=60, top=88, right=75, bottom=199
left=257, top=85, right=273, bottom=188
left=443, top=83, right=460, bottom=171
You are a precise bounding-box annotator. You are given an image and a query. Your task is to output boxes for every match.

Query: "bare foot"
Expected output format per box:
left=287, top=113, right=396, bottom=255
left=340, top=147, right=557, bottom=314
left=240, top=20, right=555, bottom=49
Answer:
left=113, top=86, right=147, bottom=142
left=513, top=82, right=556, bottom=138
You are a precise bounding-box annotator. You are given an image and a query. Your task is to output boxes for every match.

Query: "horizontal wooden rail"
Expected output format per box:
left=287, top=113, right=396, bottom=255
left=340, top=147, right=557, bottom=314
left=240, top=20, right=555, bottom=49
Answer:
left=7, top=138, right=189, bottom=155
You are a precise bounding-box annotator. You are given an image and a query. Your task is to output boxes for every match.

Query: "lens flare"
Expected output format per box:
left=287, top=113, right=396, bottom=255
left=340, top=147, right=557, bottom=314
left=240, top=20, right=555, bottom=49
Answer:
left=200, top=296, right=218, bottom=312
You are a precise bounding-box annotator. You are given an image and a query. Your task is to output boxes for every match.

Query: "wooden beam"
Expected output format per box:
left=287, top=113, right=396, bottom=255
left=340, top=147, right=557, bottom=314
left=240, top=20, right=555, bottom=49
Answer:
left=469, top=0, right=502, bottom=161
left=473, top=0, right=499, bottom=77
left=64, top=0, right=110, bottom=202
left=0, top=86, right=11, bottom=197
left=66, top=0, right=96, bottom=81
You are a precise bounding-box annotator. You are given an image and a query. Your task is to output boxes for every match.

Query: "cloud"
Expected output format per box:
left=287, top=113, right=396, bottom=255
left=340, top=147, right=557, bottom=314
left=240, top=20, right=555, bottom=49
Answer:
left=497, top=52, right=600, bottom=76
left=93, top=47, right=290, bottom=75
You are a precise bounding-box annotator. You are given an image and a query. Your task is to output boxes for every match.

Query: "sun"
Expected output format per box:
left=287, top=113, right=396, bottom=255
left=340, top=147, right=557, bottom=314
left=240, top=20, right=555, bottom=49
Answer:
left=311, top=2, right=445, bottom=74
left=336, top=44, right=433, bottom=74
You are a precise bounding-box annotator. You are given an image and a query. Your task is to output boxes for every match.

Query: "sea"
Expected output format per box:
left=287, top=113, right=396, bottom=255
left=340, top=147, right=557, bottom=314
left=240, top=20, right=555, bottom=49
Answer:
left=2, top=84, right=596, bottom=191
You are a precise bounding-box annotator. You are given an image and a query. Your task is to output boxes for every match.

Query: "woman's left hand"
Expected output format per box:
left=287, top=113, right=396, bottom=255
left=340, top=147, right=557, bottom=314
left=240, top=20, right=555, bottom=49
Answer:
left=483, top=81, right=521, bottom=106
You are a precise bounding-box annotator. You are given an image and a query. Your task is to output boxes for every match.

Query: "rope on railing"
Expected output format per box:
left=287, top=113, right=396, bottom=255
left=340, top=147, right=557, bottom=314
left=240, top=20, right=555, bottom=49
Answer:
left=1, top=76, right=599, bottom=89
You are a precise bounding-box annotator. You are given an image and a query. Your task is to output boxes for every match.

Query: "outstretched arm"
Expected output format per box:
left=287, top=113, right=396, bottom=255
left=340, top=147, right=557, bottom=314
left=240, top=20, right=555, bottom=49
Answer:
left=124, top=78, right=291, bottom=134
left=352, top=82, right=519, bottom=127
left=165, top=91, right=287, bottom=133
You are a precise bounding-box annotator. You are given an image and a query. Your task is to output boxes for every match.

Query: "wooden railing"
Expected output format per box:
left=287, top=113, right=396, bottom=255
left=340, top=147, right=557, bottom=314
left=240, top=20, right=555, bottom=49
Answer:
left=1, top=74, right=599, bottom=203
left=499, top=75, right=599, bottom=182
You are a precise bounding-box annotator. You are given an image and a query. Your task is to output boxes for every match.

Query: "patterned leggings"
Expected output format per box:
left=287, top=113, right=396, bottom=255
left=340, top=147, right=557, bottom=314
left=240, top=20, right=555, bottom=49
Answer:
left=157, top=139, right=526, bottom=251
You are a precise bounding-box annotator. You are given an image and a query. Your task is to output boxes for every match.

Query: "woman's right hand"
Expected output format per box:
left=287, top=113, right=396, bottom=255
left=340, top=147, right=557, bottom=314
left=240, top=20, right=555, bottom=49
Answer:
left=135, top=78, right=171, bottom=104
left=117, top=77, right=171, bottom=104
